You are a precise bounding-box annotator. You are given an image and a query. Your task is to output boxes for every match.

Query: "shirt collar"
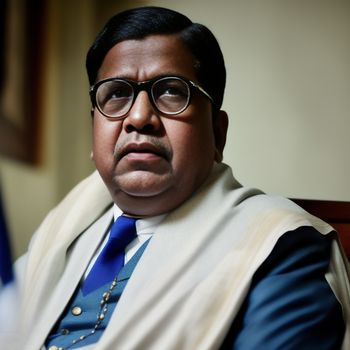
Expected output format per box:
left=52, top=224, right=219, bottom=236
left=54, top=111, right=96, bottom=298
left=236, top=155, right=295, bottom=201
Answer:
left=113, top=203, right=166, bottom=236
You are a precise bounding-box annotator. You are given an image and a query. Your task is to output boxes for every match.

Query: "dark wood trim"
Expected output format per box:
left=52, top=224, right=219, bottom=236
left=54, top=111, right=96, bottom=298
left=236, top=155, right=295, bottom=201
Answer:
left=292, top=199, right=350, bottom=223
left=292, top=198, right=350, bottom=258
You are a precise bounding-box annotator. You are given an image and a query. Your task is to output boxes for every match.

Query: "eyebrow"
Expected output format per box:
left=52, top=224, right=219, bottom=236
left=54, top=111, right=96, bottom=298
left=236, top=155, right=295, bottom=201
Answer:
left=95, top=72, right=194, bottom=84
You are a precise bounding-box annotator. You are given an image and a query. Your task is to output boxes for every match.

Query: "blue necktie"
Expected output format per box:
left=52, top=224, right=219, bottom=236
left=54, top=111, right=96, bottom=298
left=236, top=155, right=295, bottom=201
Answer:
left=81, top=215, right=137, bottom=295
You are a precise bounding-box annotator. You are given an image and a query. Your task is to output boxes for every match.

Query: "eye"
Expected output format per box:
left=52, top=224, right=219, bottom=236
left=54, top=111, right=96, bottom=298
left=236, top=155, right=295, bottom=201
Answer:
left=151, top=78, right=190, bottom=114
left=153, top=79, right=189, bottom=101
left=105, top=84, right=131, bottom=101
left=97, top=81, right=133, bottom=107
left=162, top=86, right=187, bottom=98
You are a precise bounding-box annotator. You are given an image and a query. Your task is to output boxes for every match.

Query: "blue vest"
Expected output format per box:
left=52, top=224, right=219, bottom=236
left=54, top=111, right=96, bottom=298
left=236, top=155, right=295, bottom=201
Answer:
left=46, top=241, right=149, bottom=349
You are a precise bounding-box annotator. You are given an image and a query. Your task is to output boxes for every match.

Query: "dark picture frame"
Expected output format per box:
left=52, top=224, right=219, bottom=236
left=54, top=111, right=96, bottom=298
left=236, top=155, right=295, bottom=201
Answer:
left=0, top=0, right=47, bottom=164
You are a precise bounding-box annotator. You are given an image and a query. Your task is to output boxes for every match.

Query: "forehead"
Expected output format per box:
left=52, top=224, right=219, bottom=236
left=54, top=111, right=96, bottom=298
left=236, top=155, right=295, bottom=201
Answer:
left=97, top=34, right=198, bottom=82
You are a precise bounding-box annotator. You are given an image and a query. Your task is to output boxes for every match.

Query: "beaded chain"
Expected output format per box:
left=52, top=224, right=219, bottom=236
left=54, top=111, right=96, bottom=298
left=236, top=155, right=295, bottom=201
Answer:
left=54, top=277, right=118, bottom=350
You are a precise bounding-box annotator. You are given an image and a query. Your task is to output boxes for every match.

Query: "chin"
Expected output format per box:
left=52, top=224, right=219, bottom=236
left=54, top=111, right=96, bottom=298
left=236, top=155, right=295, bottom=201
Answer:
left=114, top=171, right=172, bottom=195
left=113, top=191, right=177, bottom=217
left=112, top=183, right=188, bottom=217
left=108, top=171, right=202, bottom=216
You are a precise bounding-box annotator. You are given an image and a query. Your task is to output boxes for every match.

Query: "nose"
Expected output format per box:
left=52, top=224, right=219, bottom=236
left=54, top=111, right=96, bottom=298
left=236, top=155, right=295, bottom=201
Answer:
left=123, top=91, right=161, bottom=133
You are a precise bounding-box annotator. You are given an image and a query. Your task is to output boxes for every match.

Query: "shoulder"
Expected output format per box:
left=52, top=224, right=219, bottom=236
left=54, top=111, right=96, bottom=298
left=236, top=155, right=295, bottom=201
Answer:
left=224, top=226, right=345, bottom=350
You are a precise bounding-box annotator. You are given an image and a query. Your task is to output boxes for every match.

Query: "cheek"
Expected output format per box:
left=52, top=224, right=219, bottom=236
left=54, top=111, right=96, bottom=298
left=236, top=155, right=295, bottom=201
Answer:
left=92, top=116, right=121, bottom=165
left=165, top=116, right=216, bottom=168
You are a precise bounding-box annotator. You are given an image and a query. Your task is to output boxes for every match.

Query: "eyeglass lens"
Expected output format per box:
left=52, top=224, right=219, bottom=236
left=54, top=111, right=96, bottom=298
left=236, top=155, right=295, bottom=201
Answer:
left=95, top=77, right=191, bottom=117
left=96, top=80, right=133, bottom=117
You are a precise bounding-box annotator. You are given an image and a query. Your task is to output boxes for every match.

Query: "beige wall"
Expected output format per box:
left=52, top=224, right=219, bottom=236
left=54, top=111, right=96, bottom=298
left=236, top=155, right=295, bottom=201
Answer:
left=1, top=0, right=349, bottom=258
left=0, top=0, right=96, bottom=258
left=134, top=0, right=350, bottom=200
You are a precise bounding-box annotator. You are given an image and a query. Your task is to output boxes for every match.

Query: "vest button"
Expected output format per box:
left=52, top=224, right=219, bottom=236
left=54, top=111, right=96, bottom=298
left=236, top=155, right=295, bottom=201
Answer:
left=48, top=346, right=62, bottom=350
left=71, top=306, right=83, bottom=316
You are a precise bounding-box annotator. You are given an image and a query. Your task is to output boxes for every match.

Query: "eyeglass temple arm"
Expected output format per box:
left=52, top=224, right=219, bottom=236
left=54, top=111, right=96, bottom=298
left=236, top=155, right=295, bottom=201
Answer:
left=189, top=81, right=214, bottom=104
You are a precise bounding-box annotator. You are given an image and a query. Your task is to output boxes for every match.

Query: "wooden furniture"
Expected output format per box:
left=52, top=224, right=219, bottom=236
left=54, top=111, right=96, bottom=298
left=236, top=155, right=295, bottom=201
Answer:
left=292, top=199, right=350, bottom=259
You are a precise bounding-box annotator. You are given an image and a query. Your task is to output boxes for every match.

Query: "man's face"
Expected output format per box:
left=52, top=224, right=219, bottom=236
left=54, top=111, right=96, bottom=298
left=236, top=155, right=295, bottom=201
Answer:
left=92, top=34, right=227, bottom=216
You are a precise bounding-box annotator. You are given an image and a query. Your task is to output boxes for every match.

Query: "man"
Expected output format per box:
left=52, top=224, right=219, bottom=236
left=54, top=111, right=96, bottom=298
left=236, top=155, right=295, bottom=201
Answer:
left=15, top=6, right=350, bottom=350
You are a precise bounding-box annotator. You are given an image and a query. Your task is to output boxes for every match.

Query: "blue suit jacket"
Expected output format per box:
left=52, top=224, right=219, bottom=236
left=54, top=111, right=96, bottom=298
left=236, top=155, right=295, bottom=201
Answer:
left=45, top=226, right=345, bottom=349
left=221, top=226, right=345, bottom=349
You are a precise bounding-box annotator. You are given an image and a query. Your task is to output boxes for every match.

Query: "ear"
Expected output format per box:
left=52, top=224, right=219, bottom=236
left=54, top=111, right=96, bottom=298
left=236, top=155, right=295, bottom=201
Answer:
left=213, top=110, right=228, bottom=162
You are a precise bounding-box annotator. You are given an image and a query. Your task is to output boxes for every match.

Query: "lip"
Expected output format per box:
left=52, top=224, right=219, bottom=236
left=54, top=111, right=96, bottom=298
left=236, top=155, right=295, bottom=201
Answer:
left=117, top=142, right=169, bottom=161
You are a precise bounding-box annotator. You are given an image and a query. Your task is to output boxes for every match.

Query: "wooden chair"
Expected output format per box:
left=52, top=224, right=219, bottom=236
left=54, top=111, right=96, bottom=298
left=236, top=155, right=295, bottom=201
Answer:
left=292, top=199, right=350, bottom=259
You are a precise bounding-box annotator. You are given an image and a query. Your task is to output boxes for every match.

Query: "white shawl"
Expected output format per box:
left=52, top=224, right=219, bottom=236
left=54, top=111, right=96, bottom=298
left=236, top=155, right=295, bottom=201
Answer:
left=19, top=163, right=350, bottom=349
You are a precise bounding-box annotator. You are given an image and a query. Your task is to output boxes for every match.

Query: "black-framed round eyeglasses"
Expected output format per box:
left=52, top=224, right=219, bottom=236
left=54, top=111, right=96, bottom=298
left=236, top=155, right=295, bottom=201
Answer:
left=89, top=76, right=214, bottom=119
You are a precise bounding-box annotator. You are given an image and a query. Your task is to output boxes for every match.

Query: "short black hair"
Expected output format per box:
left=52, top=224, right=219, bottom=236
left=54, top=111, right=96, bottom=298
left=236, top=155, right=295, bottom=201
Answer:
left=86, top=6, right=226, bottom=108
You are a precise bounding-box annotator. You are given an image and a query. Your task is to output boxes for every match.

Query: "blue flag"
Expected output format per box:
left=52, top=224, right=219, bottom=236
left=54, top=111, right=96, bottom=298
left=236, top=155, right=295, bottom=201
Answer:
left=0, top=193, right=13, bottom=286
